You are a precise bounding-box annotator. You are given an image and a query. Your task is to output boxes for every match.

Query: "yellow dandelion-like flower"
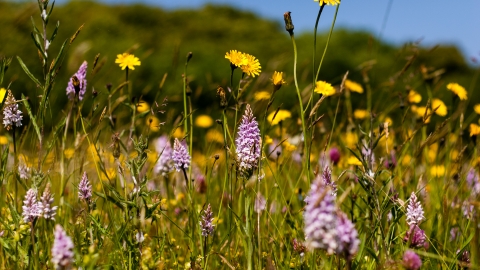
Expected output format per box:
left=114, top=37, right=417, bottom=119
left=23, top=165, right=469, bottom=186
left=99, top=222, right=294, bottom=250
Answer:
left=240, top=53, right=261, bottom=77
left=401, top=154, right=412, bottom=166
left=283, top=141, right=297, bottom=152
left=0, top=88, right=6, bottom=104
left=347, top=156, right=362, bottom=166
left=314, top=0, right=340, bottom=6
left=430, top=165, right=445, bottom=177
left=267, top=110, right=291, bottom=125
left=136, top=101, right=150, bottom=113
left=0, top=136, right=8, bottom=145
left=413, top=106, right=426, bottom=117
left=254, top=91, right=271, bottom=101
left=115, top=53, right=141, bottom=70
left=446, top=82, right=467, bottom=100
left=414, top=106, right=431, bottom=123
left=353, top=109, right=368, bottom=119
left=432, top=99, right=447, bottom=116
left=470, top=123, right=480, bottom=137
left=407, top=90, right=422, bottom=103
left=345, top=80, right=363, bottom=93
left=173, top=128, right=185, bottom=138
left=225, top=50, right=247, bottom=68
left=146, top=115, right=161, bottom=132
left=383, top=117, right=393, bottom=126
left=314, top=81, right=335, bottom=96
left=206, top=129, right=224, bottom=144
left=428, top=143, right=438, bottom=162
left=64, top=148, right=75, bottom=159
left=474, top=104, right=480, bottom=115
left=195, top=115, right=214, bottom=128
left=450, top=149, right=459, bottom=160
left=264, top=135, right=273, bottom=145
left=272, top=71, right=286, bottom=90
left=344, top=132, right=358, bottom=148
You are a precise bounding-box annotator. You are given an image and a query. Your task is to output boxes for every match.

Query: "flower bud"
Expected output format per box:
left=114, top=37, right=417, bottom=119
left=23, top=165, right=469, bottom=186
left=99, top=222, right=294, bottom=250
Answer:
left=283, top=12, right=294, bottom=35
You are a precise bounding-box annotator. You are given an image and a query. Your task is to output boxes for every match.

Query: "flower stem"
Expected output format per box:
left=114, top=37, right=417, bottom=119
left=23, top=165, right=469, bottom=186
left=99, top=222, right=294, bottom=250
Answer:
left=312, top=4, right=326, bottom=89
left=290, top=33, right=310, bottom=183
left=306, top=4, right=340, bottom=112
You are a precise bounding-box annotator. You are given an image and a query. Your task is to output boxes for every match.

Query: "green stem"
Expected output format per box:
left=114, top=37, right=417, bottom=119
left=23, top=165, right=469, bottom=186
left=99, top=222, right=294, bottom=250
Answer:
left=244, top=183, right=253, bottom=270
left=306, top=4, right=340, bottom=112
left=312, top=4, right=325, bottom=89
left=60, top=101, right=73, bottom=200
left=290, top=33, right=310, bottom=183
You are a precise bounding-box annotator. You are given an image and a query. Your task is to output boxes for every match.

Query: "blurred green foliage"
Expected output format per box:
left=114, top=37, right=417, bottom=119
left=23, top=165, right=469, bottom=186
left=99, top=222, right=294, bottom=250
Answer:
left=0, top=1, right=476, bottom=128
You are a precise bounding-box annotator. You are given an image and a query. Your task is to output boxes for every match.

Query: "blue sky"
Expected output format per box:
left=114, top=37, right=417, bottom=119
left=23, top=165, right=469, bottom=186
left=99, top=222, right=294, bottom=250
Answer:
left=53, top=0, right=480, bottom=61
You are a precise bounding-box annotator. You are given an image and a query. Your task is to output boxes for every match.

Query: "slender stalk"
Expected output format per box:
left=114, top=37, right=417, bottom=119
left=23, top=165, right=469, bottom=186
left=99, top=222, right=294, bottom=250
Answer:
left=13, top=126, right=17, bottom=209
left=306, top=4, right=341, bottom=112
left=314, top=4, right=340, bottom=84
left=60, top=101, right=74, bottom=200
left=312, top=4, right=325, bottom=89
left=30, top=222, right=36, bottom=270
left=221, top=111, right=233, bottom=252
left=183, top=66, right=188, bottom=146
left=244, top=181, right=253, bottom=270
left=289, top=33, right=310, bottom=183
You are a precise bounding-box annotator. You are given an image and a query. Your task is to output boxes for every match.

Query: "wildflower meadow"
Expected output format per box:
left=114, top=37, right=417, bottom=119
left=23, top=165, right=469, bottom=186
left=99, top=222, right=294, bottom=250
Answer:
left=0, top=0, right=480, bottom=269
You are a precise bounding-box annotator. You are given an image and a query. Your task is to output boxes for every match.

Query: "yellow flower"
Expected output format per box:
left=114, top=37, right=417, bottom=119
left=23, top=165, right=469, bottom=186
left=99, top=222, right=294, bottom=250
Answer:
left=283, top=141, right=297, bottom=152
left=115, top=53, right=141, bottom=70
left=447, top=82, right=467, bottom=100
left=428, top=143, right=438, bottom=162
left=345, top=80, right=363, bottom=93
left=347, top=156, right=362, bottom=166
left=470, top=123, right=480, bottom=137
left=383, top=117, right=393, bottom=126
left=407, top=90, right=422, bottom=103
left=254, top=91, right=271, bottom=101
left=413, top=106, right=431, bottom=123
left=146, top=115, right=161, bottom=132
left=0, top=88, right=6, bottom=104
left=225, top=50, right=247, bottom=67
left=314, top=81, right=335, bottom=96
left=401, top=154, right=412, bottom=166
left=272, top=71, right=286, bottom=90
left=474, top=104, right=480, bottom=115
left=414, top=106, right=427, bottom=116
left=267, top=110, right=291, bottom=125
left=344, top=132, right=358, bottom=148
left=136, top=101, right=150, bottom=113
left=240, top=53, right=261, bottom=77
left=450, top=149, right=458, bottom=160
left=432, top=99, right=447, bottom=116
left=314, top=0, right=340, bottom=5
left=264, top=135, right=273, bottom=145
left=0, top=136, right=8, bottom=145
left=430, top=165, right=445, bottom=177
left=173, top=128, right=185, bottom=138
left=353, top=109, right=368, bottom=119
left=195, top=115, right=214, bottom=128
left=64, top=148, right=75, bottom=159
left=206, top=129, right=224, bottom=144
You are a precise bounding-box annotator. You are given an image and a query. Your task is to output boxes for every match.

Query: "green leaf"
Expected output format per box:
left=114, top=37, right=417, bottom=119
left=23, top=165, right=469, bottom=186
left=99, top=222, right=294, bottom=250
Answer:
left=21, top=94, right=42, bottom=142
left=145, top=202, right=160, bottom=219
left=30, top=17, right=41, bottom=36
left=48, top=39, right=67, bottom=78
left=45, top=116, right=66, bottom=156
left=89, top=213, right=109, bottom=236
left=0, top=57, right=12, bottom=85
left=30, top=32, right=47, bottom=59
left=16, top=56, right=41, bottom=87
left=49, top=20, right=60, bottom=42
